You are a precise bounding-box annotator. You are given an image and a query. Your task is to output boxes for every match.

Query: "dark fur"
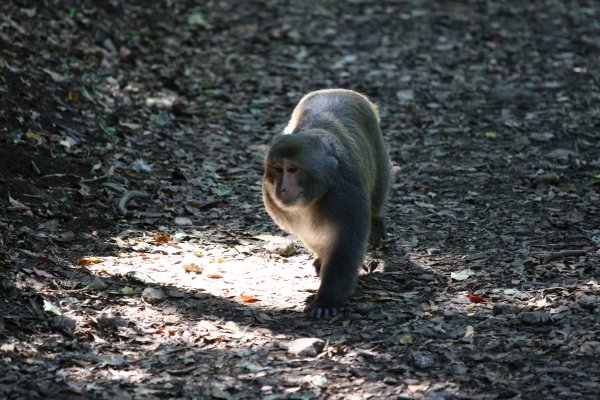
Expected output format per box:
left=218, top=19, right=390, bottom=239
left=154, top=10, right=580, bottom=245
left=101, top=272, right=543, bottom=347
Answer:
left=263, top=89, right=391, bottom=318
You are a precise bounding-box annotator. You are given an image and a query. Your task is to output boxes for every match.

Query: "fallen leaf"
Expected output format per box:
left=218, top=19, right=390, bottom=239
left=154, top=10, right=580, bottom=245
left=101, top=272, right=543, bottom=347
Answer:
left=67, top=91, right=80, bottom=101
left=175, top=217, right=193, bottom=226
left=121, top=286, right=134, bottom=294
left=464, top=325, right=475, bottom=339
left=119, top=121, right=142, bottom=130
left=153, top=234, right=172, bottom=243
left=33, top=268, right=56, bottom=278
left=126, top=271, right=158, bottom=285
left=451, top=269, right=475, bottom=281
left=530, top=132, right=554, bottom=141
left=187, top=12, right=210, bottom=28
left=205, top=386, right=233, bottom=400
left=59, top=136, right=77, bottom=149
left=529, top=296, right=547, bottom=308
left=25, top=130, right=43, bottom=144
left=7, top=195, right=30, bottom=210
left=240, top=294, right=261, bottom=303
left=43, top=300, right=62, bottom=316
left=85, top=277, right=107, bottom=291
left=311, top=375, right=328, bottom=387
left=399, top=334, right=413, bottom=345
left=78, top=257, right=104, bottom=265
left=466, top=294, right=486, bottom=303
left=42, top=67, right=67, bottom=82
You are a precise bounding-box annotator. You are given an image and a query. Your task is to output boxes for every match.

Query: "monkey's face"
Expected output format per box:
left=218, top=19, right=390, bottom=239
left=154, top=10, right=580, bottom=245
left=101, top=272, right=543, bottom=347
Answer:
left=263, top=132, right=338, bottom=209
left=265, top=159, right=309, bottom=207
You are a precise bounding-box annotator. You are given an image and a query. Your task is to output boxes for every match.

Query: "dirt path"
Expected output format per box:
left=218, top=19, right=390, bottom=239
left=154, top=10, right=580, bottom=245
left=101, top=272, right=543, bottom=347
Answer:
left=1, top=1, right=599, bottom=399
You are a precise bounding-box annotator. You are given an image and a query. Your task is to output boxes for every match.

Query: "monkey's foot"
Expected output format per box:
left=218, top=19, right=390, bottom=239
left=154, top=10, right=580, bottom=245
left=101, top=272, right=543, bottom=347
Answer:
left=304, top=299, right=341, bottom=319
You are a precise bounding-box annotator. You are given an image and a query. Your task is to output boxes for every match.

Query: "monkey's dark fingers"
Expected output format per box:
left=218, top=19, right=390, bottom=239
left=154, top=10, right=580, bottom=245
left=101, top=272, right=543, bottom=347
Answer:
left=304, top=303, right=338, bottom=319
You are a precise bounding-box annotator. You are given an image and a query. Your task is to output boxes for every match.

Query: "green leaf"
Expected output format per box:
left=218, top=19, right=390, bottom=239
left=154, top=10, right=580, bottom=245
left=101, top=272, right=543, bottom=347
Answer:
left=153, top=112, right=171, bottom=127
left=43, top=300, right=62, bottom=316
left=187, top=12, right=210, bottom=28
left=121, top=286, right=134, bottom=294
left=7, top=286, right=18, bottom=299
left=399, top=334, right=414, bottom=345
left=214, top=185, right=232, bottom=196
left=100, top=124, right=116, bottom=135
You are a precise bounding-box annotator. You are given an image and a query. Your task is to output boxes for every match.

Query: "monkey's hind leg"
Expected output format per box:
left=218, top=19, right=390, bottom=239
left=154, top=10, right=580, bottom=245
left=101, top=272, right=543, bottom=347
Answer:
left=369, top=216, right=386, bottom=248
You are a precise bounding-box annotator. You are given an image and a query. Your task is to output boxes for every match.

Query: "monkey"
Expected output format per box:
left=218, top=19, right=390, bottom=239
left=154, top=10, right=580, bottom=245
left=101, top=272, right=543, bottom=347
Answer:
left=262, top=89, right=391, bottom=318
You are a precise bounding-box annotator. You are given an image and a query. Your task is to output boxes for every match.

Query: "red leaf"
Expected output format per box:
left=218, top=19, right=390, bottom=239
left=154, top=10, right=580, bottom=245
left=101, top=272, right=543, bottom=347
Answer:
left=466, top=294, right=486, bottom=303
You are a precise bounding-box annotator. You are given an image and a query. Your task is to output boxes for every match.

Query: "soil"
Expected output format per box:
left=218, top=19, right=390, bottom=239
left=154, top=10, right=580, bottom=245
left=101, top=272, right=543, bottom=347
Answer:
left=1, top=1, right=599, bottom=399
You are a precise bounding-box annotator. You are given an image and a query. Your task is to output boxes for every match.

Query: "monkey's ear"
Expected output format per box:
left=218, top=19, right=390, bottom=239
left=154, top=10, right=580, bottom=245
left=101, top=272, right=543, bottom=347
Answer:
left=317, top=137, right=339, bottom=168
left=317, top=137, right=336, bottom=156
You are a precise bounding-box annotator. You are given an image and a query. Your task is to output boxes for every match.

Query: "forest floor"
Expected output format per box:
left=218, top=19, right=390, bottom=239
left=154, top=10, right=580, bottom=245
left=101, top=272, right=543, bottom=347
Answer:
left=1, top=1, right=599, bottom=399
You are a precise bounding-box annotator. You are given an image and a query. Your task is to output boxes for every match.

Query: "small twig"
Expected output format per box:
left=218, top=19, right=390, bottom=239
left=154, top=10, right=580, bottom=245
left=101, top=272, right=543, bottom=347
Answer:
left=541, top=249, right=588, bottom=264
left=80, top=174, right=109, bottom=183
left=117, top=190, right=150, bottom=215
left=30, top=160, right=41, bottom=175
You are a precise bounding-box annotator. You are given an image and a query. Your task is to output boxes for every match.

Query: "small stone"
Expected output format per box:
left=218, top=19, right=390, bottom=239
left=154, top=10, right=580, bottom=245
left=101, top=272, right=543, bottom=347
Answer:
left=142, top=287, right=165, bottom=304
left=354, top=302, right=374, bottom=315
left=532, top=172, right=560, bottom=184
left=96, top=311, right=128, bottom=329
left=493, top=303, right=520, bottom=315
left=577, top=294, right=597, bottom=311
left=411, top=352, right=435, bottom=368
left=452, top=364, right=468, bottom=375
left=280, top=338, right=325, bottom=357
left=519, top=311, right=552, bottom=325
left=264, top=236, right=297, bottom=257
left=175, top=216, right=193, bottom=226
left=50, top=316, right=76, bottom=333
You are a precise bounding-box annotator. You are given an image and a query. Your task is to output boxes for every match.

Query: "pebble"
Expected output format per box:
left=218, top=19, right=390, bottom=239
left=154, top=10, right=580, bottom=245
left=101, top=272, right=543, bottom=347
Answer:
left=142, top=287, right=166, bottom=304
left=280, top=338, right=325, bottom=357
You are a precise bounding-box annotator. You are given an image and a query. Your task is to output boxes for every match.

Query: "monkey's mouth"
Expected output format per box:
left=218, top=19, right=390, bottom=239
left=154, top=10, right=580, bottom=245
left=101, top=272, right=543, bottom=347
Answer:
left=277, top=191, right=304, bottom=207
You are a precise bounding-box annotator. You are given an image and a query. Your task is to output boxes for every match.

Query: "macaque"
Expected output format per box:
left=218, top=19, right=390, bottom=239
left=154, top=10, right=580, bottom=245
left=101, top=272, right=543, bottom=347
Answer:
left=262, top=89, right=391, bottom=318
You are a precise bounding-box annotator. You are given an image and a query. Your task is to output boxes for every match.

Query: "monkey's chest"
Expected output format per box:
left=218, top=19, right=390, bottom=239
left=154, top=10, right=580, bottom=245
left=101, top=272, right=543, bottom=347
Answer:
left=286, top=218, right=332, bottom=257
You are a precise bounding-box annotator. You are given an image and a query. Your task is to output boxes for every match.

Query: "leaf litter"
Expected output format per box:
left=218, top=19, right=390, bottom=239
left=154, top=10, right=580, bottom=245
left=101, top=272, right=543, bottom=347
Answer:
left=0, top=1, right=599, bottom=399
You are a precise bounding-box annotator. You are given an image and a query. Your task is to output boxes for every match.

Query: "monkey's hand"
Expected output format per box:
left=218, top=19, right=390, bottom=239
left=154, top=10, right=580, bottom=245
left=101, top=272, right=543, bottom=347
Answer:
left=304, top=299, right=341, bottom=319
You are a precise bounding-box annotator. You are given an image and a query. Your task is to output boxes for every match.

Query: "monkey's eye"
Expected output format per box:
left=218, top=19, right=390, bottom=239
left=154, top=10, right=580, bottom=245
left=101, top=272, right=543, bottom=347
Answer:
left=273, top=166, right=284, bottom=174
left=286, top=167, right=297, bottom=174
